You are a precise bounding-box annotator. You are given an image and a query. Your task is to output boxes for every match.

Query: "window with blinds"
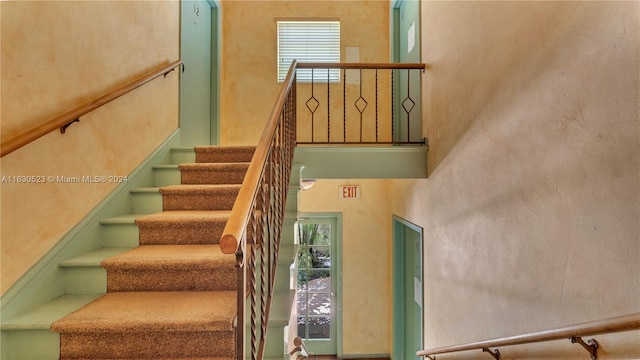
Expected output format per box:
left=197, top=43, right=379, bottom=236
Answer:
left=277, top=20, right=340, bottom=83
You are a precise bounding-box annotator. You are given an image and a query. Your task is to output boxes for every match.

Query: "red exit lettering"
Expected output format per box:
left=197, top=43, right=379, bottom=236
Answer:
left=340, top=185, right=360, bottom=199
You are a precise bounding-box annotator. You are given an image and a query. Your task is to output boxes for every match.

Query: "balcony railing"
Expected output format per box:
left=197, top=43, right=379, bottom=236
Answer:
left=296, top=62, right=427, bottom=145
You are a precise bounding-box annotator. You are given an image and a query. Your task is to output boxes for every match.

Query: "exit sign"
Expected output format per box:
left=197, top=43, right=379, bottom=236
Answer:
left=340, top=185, right=360, bottom=199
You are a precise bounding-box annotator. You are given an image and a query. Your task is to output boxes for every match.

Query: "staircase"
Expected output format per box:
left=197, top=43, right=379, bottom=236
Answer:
left=0, top=145, right=254, bottom=360
left=1, top=143, right=302, bottom=360
left=45, top=145, right=253, bottom=359
left=50, top=146, right=255, bottom=359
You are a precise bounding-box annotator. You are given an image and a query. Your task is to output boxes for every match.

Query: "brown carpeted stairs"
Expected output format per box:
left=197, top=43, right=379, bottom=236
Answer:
left=51, top=145, right=255, bottom=360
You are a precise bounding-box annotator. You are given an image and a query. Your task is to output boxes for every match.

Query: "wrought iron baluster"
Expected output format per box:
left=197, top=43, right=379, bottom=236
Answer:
left=375, top=69, right=379, bottom=142
left=354, top=68, right=368, bottom=143
left=249, top=212, right=258, bottom=360
left=402, top=68, right=416, bottom=143
left=343, top=69, right=346, bottom=142
left=260, top=159, right=269, bottom=357
left=305, top=69, right=319, bottom=143
left=327, top=69, right=330, bottom=142
left=391, top=69, right=395, bottom=142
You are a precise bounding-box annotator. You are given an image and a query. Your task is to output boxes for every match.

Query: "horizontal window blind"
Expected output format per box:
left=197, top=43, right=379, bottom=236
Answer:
left=277, top=21, right=340, bottom=82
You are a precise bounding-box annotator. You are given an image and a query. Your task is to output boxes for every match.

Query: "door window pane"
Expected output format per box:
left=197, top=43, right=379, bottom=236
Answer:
left=297, top=222, right=332, bottom=340
left=308, top=317, right=331, bottom=339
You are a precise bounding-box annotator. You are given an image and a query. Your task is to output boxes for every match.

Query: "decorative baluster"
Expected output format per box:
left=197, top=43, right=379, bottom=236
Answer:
left=343, top=69, right=346, bottom=142
left=327, top=69, right=330, bottom=142
left=402, top=69, right=416, bottom=143
left=375, top=69, right=379, bottom=142
left=305, top=69, right=319, bottom=143
left=354, top=68, right=368, bottom=143
left=391, top=69, right=395, bottom=142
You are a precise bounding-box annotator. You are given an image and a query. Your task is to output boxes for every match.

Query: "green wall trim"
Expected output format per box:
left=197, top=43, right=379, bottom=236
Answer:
left=0, top=130, right=182, bottom=322
left=211, top=2, right=221, bottom=145
left=293, top=146, right=427, bottom=179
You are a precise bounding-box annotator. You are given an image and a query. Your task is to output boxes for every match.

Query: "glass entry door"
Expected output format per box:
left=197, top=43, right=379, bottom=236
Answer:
left=296, top=216, right=339, bottom=355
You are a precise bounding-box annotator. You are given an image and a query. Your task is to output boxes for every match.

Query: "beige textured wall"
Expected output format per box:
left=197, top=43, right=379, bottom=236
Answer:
left=390, top=1, right=639, bottom=358
left=220, top=0, right=390, bottom=145
left=1, top=1, right=180, bottom=294
left=299, top=179, right=392, bottom=356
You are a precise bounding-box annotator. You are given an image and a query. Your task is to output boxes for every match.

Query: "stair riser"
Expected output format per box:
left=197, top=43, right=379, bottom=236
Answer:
left=59, top=330, right=234, bottom=359
left=162, top=192, right=238, bottom=211
left=63, top=267, right=107, bottom=295
left=2, top=329, right=60, bottom=360
left=131, top=191, right=163, bottom=214
left=101, top=223, right=139, bottom=248
left=137, top=221, right=227, bottom=245
left=170, top=148, right=196, bottom=164
left=181, top=169, right=247, bottom=185
left=106, top=268, right=237, bottom=292
left=154, top=167, right=181, bottom=187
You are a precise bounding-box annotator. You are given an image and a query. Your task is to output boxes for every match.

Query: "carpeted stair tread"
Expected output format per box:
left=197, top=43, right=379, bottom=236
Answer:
left=136, top=210, right=230, bottom=245
left=195, top=145, right=255, bottom=163
left=136, top=210, right=232, bottom=221
left=179, top=162, right=249, bottom=170
left=51, top=291, right=236, bottom=333
left=102, top=245, right=236, bottom=292
left=57, top=332, right=234, bottom=359
left=52, top=292, right=235, bottom=358
left=160, top=184, right=241, bottom=194
left=102, top=245, right=234, bottom=269
left=180, top=162, right=250, bottom=185
left=160, top=184, right=240, bottom=211
left=78, top=358, right=232, bottom=360
left=79, top=358, right=233, bottom=360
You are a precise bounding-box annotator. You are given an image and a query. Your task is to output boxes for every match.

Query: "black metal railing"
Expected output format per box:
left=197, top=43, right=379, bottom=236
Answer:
left=296, top=63, right=426, bottom=145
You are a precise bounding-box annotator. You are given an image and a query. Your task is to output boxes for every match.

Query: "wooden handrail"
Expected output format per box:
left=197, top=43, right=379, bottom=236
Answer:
left=219, top=60, right=299, bottom=255
left=297, top=62, right=426, bottom=70
left=1, top=60, right=183, bottom=157
left=220, top=60, right=297, bottom=360
left=417, top=312, right=640, bottom=358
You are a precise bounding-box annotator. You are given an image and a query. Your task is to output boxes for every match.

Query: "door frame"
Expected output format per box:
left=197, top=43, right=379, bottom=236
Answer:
left=179, top=0, right=220, bottom=145
left=390, top=0, right=422, bottom=143
left=392, top=215, right=424, bottom=360
left=295, top=212, right=343, bottom=357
